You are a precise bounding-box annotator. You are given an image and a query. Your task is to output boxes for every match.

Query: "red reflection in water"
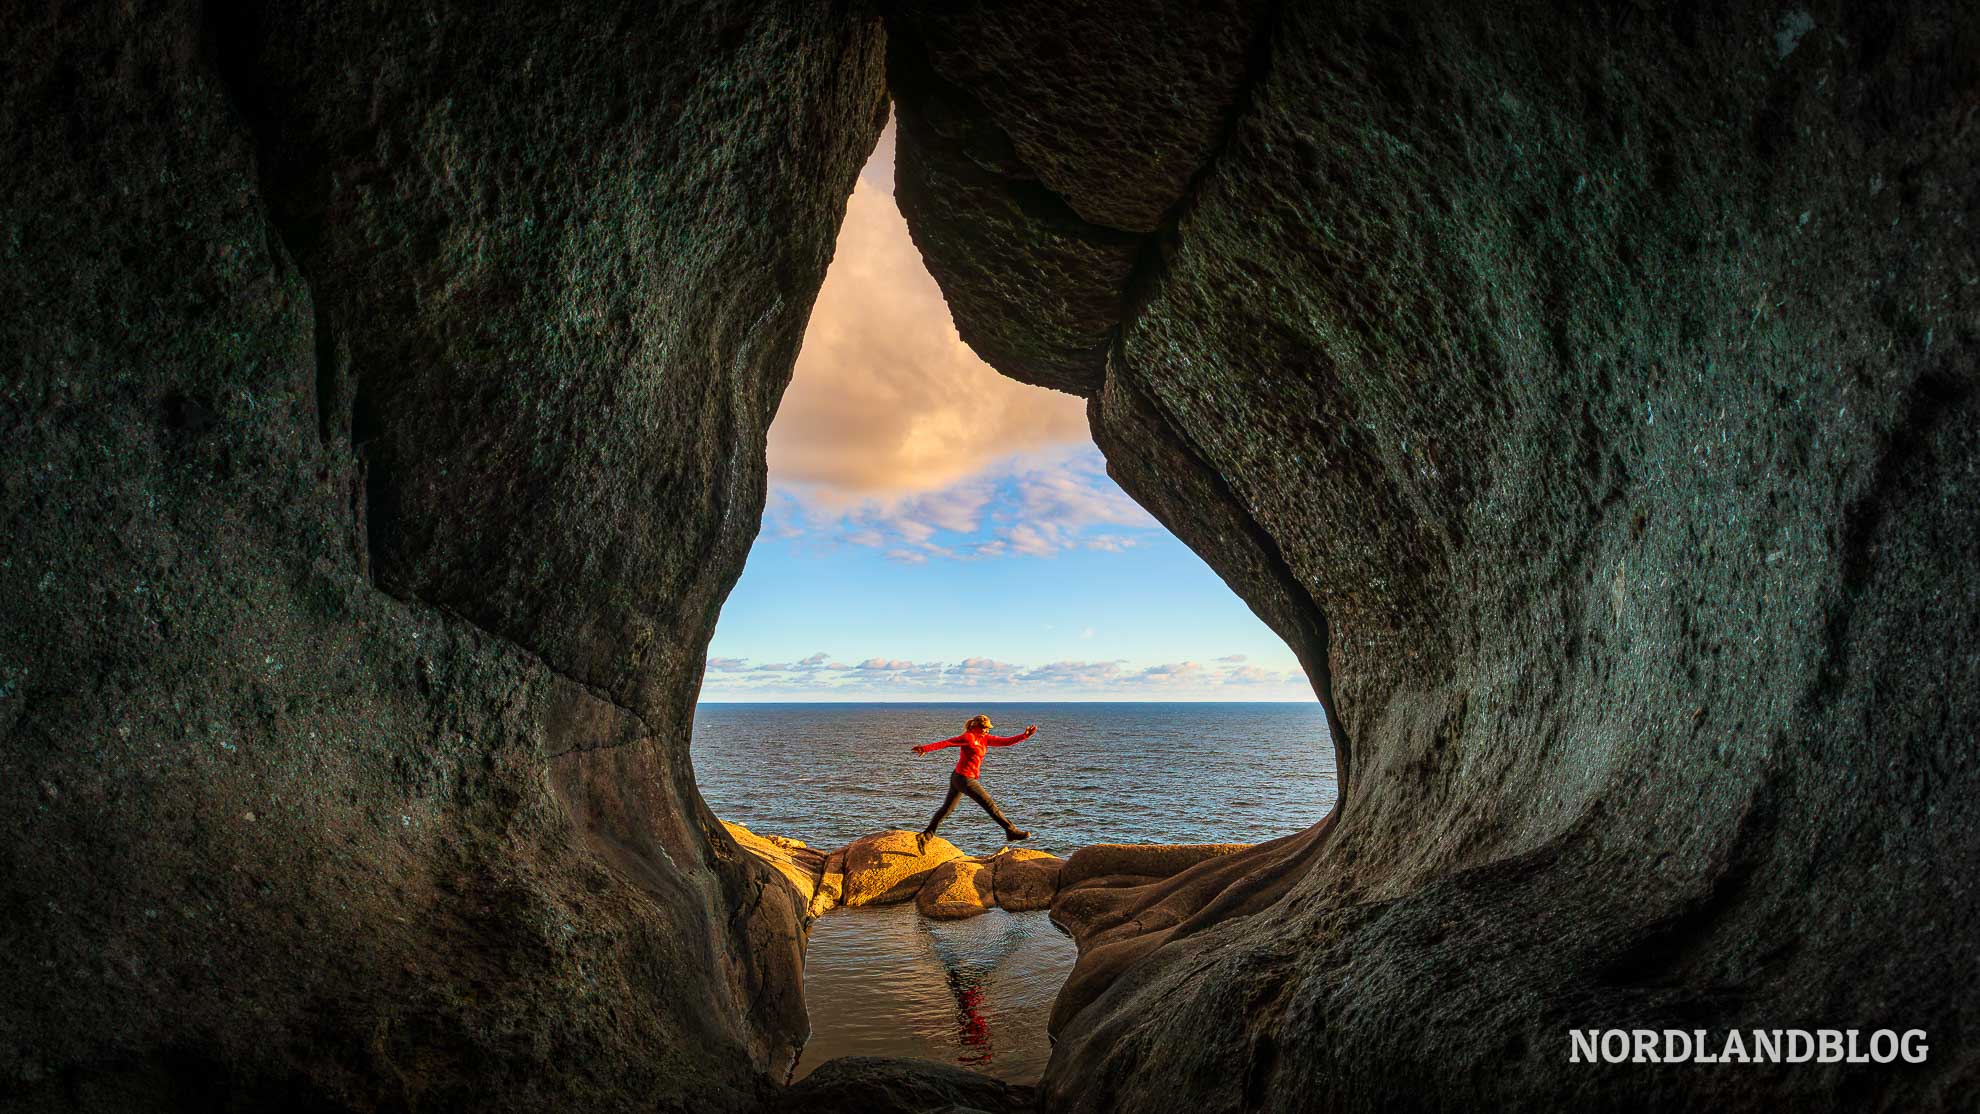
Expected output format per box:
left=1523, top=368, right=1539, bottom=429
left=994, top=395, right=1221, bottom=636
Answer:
left=948, top=968, right=993, bottom=1065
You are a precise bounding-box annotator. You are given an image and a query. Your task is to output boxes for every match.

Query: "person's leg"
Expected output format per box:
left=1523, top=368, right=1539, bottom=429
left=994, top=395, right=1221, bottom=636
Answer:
left=957, top=776, right=1017, bottom=833
left=923, top=773, right=966, bottom=835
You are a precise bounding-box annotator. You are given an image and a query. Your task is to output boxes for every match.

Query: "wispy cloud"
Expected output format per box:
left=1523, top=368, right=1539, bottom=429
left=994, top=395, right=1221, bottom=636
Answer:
left=702, top=653, right=1309, bottom=701
left=768, top=446, right=1160, bottom=562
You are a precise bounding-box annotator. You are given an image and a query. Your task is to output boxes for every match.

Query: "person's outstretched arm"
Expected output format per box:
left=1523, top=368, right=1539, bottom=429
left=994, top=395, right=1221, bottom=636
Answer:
left=985, top=725, right=1037, bottom=747
left=913, top=734, right=967, bottom=755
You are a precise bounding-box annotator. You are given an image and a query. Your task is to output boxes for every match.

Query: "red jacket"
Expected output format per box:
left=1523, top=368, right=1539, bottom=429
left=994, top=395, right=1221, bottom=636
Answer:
left=916, top=727, right=1032, bottom=779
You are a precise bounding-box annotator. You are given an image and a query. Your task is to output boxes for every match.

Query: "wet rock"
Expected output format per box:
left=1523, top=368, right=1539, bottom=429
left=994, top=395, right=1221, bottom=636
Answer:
left=840, top=830, right=964, bottom=907
left=774, top=1056, right=1034, bottom=1114
left=916, top=855, right=997, bottom=919
left=988, top=847, right=1064, bottom=912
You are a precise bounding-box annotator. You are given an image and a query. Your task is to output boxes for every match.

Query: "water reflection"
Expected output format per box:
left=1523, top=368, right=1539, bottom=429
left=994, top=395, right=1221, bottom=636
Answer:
left=921, top=910, right=1026, bottom=1067
left=792, top=904, right=1077, bottom=1083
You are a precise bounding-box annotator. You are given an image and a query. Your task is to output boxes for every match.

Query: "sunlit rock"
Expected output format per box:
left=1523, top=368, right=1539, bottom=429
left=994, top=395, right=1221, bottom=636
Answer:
left=916, top=855, right=997, bottom=919
left=840, top=830, right=965, bottom=907
left=808, top=848, right=849, bottom=920
left=722, top=821, right=829, bottom=912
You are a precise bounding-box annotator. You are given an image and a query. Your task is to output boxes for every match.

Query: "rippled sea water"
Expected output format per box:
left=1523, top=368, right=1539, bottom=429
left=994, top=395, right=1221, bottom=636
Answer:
left=692, top=702, right=1336, bottom=1082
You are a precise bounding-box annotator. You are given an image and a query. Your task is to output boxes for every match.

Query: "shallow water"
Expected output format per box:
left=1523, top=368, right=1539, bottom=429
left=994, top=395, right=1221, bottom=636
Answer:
left=692, top=701, right=1336, bottom=1082
left=791, top=904, right=1077, bottom=1081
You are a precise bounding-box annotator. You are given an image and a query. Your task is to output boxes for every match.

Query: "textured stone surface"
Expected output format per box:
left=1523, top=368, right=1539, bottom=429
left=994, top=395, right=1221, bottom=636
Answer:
left=1056, top=843, right=1249, bottom=888
left=891, top=0, right=1268, bottom=234
left=885, top=0, right=1271, bottom=397
left=916, top=856, right=997, bottom=919
left=840, top=830, right=964, bottom=907
left=988, top=847, right=1063, bottom=912
left=774, top=1056, right=1034, bottom=1114
left=0, top=1, right=884, bottom=1110
left=889, top=1, right=1980, bottom=1110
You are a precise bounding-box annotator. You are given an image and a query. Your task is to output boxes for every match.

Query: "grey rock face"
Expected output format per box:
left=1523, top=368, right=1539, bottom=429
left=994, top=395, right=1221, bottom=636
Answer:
left=0, top=2, right=883, bottom=1110
left=888, top=1, right=1980, bottom=1110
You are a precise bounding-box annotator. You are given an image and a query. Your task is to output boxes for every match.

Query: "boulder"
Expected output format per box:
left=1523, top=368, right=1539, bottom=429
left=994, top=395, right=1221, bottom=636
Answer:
left=916, top=856, right=997, bottom=919
left=839, top=830, right=964, bottom=907
left=989, top=847, right=1064, bottom=912
left=1057, top=843, right=1249, bottom=888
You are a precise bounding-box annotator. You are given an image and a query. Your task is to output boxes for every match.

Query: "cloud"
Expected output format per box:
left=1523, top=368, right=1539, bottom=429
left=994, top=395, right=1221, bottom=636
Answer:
left=947, top=657, right=1024, bottom=678
left=700, top=651, right=1312, bottom=700
left=1132, top=661, right=1210, bottom=685
left=1216, top=654, right=1248, bottom=663
left=767, top=120, right=1089, bottom=498
left=1015, top=660, right=1127, bottom=686
left=856, top=658, right=917, bottom=671
left=766, top=445, right=1164, bottom=564
left=1085, top=534, right=1140, bottom=552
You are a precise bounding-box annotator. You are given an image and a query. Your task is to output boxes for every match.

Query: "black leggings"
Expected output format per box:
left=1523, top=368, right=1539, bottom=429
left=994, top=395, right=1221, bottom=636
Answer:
left=925, top=772, right=1015, bottom=835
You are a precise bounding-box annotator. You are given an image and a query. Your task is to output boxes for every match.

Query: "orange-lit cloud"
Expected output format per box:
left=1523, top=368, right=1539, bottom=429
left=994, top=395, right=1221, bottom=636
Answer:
left=768, top=121, right=1090, bottom=499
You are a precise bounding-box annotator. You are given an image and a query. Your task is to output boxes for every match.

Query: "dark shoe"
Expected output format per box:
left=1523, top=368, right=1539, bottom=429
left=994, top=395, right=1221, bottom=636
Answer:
left=1005, top=829, right=1031, bottom=842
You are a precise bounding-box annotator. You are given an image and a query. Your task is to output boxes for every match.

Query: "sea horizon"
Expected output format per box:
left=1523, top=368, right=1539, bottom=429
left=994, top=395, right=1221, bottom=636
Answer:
left=695, top=697, right=1320, bottom=705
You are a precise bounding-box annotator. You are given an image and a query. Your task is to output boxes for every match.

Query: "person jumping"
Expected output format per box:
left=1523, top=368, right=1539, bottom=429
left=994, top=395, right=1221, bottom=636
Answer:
left=912, top=714, right=1037, bottom=842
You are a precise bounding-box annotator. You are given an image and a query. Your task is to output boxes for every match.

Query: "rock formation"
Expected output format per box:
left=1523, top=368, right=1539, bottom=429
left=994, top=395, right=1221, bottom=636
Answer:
left=884, top=0, right=1980, bottom=1110
left=1057, top=843, right=1250, bottom=888
left=722, top=822, right=1199, bottom=922
left=0, top=2, right=884, bottom=1110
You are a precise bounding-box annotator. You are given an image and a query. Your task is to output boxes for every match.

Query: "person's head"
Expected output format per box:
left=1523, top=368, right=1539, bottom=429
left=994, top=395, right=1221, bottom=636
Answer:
left=965, top=713, right=993, bottom=733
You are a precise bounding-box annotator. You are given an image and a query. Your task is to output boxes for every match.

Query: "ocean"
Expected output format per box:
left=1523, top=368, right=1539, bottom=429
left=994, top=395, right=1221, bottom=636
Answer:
left=691, top=701, right=1336, bottom=1083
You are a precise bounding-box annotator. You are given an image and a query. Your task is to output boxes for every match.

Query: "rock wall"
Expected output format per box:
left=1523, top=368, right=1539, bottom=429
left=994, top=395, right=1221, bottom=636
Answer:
left=0, top=2, right=884, bottom=1110
left=887, top=1, right=1979, bottom=1110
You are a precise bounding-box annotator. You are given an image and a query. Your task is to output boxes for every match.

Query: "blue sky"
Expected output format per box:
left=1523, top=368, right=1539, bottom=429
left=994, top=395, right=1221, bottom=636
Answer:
left=701, top=123, right=1312, bottom=702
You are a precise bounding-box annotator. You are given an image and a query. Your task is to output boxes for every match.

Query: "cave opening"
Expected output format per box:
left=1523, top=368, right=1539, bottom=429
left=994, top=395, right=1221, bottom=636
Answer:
left=688, top=115, right=1338, bottom=1084
left=11, top=2, right=1976, bottom=1111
